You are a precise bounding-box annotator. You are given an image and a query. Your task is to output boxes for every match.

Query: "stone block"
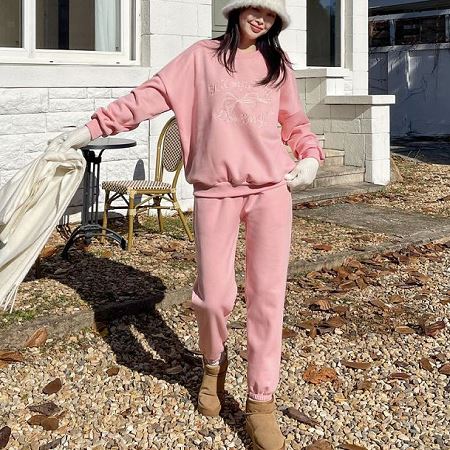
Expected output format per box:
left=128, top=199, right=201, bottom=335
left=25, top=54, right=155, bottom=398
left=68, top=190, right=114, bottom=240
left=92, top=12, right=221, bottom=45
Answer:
left=48, top=99, right=95, bottom=113
left=330, top=105, right=357, bottom=120
left=365, top=133, right=390, bottom=160
left=331, top=118, right=361, bottom=133
left=344, top=133, right=365, bottom=166
left=324, top=132, right=345, bottom=150
left=49, top=88, right=87, bottom=99
left=0, top=88, right=48, bottom=114
left=365, top=159, right=390, bottom=185
left=46, top=112, right=93, bottom=132
left=0, top=114, right=46, bottom=135
left=87, top=88, right=112, bottom=98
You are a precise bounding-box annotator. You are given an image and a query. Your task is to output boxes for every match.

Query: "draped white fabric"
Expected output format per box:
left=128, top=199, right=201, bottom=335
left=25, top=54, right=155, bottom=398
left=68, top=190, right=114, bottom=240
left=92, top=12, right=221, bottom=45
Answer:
left=0, top=147, right=85, bottom=313
left=95, top=0, right=120, bottom=52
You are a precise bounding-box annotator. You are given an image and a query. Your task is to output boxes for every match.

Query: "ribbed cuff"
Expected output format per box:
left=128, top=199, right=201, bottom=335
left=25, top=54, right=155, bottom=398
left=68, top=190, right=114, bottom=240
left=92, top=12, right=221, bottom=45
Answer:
left=248, top=392, right=273, bottom=402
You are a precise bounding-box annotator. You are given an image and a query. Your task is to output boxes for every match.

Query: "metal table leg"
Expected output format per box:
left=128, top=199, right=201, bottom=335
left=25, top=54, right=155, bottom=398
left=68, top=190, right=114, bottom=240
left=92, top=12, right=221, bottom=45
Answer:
left=62, top=148, right=127, bottom=259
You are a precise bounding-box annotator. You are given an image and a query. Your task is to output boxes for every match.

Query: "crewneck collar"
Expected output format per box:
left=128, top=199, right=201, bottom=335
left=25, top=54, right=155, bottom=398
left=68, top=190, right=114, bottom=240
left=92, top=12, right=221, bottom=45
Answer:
left=236, top=47, right=261, bottom=59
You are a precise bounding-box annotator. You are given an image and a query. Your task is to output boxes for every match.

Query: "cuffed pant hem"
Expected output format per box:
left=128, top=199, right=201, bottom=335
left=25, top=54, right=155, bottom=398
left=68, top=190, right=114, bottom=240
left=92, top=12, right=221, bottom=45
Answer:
left=248, top=392, right=274, bottom=402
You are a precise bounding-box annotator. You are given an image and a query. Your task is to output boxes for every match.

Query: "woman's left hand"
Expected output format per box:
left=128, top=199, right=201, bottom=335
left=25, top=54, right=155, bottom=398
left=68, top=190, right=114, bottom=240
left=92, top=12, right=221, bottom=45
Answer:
left=284, top=157, right=320, bottom=191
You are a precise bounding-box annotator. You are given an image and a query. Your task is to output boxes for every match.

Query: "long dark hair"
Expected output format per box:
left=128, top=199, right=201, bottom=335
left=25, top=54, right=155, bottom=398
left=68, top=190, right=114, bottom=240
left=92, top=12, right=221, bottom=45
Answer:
left=211, top=7, right=293, bottom=89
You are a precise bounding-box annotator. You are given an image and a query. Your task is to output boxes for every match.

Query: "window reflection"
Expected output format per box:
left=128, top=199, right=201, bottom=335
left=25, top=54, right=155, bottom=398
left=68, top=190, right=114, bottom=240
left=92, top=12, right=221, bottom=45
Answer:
left=1, top=0, right=22, bottom=48
left=36, top=0, right=121, bottom=51
left=307, top=0, right=341, bottom=67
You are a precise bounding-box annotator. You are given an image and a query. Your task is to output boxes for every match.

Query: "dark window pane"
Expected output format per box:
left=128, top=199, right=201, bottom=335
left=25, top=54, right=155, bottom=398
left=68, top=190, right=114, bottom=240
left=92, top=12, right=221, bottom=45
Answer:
left=36, top=0, right=121, bottom=51
left=0, top=0, right=22, bottom=48
left=307, top=0, right=341, bottom=67
left=395, top=16, right=445, bottom=45
left=369, top=21, right=390, bottom=47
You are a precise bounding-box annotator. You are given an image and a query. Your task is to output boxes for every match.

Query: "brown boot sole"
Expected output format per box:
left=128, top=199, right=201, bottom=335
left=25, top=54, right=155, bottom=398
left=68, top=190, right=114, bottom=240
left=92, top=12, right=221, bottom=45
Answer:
left=245, top=422, right=286, bottom=450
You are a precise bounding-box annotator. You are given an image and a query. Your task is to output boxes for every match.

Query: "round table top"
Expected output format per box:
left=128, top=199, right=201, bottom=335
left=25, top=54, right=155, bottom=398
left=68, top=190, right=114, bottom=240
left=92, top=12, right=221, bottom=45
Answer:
left=81, top=137, right=137, bottom=150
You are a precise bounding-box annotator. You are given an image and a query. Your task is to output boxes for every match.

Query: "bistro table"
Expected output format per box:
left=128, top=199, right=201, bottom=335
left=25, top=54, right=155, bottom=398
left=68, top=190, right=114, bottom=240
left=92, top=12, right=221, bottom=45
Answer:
left=62, top=137, right=137, bottom=259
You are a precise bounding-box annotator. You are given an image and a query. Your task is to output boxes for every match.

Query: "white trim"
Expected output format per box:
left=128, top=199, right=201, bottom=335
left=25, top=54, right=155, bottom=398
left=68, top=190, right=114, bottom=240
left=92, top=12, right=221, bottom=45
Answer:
left=0, top=65, right=151, bottom=87
left=369, top=42, right=450, bottom=52
left=295, top=67, right=350, bottom=78
left=0, top=0, right=137, bottom=65
left=369, top=9, right=450, bottom=21
left=325, top=94, right=396, bottom=105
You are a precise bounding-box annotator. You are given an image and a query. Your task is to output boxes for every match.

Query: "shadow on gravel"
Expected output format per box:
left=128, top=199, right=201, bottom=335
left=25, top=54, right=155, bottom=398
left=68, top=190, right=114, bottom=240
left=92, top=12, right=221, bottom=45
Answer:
left=40, top=247, right=251, bottom=449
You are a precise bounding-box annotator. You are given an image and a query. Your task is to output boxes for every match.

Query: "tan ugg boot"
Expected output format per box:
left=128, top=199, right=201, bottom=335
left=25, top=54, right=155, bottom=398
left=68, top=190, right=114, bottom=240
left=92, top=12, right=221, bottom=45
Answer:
left=245, top=396, right=285, bottom=450
left=197, top=350, right=228, bottom=416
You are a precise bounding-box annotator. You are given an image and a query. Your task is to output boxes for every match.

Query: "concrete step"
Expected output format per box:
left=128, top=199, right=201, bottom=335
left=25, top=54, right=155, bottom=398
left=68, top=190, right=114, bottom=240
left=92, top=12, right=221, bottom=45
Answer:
left=291, top=182, right=384, bottom=204
left=323, top=148, right=344, bottom=167
left=313, top=165, right=365, bottom=188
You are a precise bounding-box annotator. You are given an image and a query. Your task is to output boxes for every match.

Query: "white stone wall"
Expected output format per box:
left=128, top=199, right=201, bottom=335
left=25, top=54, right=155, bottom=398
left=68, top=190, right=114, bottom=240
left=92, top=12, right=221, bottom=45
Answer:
left=0, top=0, right=372, bottom=224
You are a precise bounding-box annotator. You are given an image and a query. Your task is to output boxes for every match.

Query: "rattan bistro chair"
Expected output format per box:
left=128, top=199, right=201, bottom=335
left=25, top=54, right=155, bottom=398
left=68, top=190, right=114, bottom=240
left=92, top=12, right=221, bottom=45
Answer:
left=100, top=116, right=194, bottom=250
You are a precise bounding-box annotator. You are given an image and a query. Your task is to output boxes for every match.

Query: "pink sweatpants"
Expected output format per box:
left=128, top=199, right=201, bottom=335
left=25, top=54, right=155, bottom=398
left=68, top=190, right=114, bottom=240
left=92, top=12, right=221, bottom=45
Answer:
left=191, top=182, right=292, bottom=401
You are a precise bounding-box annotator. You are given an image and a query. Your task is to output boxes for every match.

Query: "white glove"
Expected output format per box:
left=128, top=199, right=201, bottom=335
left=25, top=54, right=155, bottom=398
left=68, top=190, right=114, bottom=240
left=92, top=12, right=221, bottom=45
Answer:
left=47, top=126, right=92, bottom=152
left=284, top=157, right=320, bottom=191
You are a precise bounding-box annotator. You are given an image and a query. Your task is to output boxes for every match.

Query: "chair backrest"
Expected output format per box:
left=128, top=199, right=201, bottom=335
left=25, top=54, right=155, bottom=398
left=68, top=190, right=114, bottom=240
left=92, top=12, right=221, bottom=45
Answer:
left=154, top=116, right=183, bottom=185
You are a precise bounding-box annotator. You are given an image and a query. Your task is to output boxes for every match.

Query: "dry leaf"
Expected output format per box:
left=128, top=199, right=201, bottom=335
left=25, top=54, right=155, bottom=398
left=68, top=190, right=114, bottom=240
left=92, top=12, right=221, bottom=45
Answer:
left=106, top=367, right=120, bottom=376
left=24, top=327, right=48, bottom=348
left=306, top=298, right=333, bottom=311
left=303, top=364, right=337, bottom=384
left=305, top=439, right=333, bottom=450
left=419, top=358, right=433, bottom=372
left=332, top=305, right=350, bottom=316
left=389, top=372, right=411, bottom=380
left=370, top=298, right=390, bottom=310
left=42, top=378, right=62, bottom=395
left=338, top=280, right=357, bottom=291
left=313, top=244, right=333, bottom=251
left=27, top=415, right=59, bottom=430
left=422, top=320, right=446, bottom=337
left=284, top=407, right=319, bottom=426
left=40, top=245, right=59, bottom=259
left=355, top=379, right=373, bottom=391
left=0, top=350, right=25, bottom=363
left=323, top=316, right=346, bottom=328
left=341, top=360, right=372, bottom=370
left=28, top=402, right=62, bottom=417
left=282, top=327, right=298, bottom=339
left=390, top=294, right=405, bottom=304
left=395, top=325, right=416, bottom=334
left=0, top=426, right=11, bottom=449
left=439, top=364, right=450, bottom=375
left=339, top=444, right=368, bottom=450
left=239, top=349, right=248, bottom=361
left=356, top=278, right=368, bottom=290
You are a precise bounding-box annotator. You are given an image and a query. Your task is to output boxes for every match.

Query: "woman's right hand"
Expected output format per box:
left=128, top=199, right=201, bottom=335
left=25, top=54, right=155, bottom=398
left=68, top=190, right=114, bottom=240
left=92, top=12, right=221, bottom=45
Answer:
left=47, top=126, right=92, bottom=152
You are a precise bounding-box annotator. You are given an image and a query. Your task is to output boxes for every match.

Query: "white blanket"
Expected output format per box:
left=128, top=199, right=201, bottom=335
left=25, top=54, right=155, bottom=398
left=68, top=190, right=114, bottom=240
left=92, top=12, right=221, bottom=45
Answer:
left=0, top=147, right=86, bottom=313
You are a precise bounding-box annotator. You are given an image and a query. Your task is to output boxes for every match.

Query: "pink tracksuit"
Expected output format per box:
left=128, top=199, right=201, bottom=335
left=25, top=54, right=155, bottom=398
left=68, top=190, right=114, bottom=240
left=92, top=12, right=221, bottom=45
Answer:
left=85, top=38, right=325, bottom=400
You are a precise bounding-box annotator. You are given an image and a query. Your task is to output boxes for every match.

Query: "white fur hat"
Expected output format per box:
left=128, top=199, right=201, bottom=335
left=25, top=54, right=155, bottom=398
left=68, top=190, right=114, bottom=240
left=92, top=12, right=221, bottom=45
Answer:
left=222, top=0, right=291, bottom=31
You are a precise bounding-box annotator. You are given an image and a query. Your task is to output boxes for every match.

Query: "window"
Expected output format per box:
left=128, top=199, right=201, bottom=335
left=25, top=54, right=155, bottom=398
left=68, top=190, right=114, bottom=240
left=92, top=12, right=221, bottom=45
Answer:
left=212, top=0, right=227, bottom=38
left=369, top=21, right=391, bottom=47
left=307, top=0, right=342, bottom=67
left=395, top=16, right=447, bottom=45
left=0, top=0, right=136, bottom=64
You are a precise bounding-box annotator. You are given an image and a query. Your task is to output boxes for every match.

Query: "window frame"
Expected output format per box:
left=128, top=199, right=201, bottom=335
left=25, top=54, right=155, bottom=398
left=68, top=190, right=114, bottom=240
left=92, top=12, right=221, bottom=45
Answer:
left=0, top=0, right=140, bottom=65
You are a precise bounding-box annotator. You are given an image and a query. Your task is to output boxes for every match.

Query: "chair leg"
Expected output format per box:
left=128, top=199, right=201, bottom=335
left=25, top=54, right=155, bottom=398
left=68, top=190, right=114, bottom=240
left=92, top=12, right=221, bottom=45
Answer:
left=174, top=201, right=194, bottom=242
left=128, top=193, right=135, bottom=251
left=101, top=190, right=110, bottom=244
left=156, top=197, right=164, bottom=233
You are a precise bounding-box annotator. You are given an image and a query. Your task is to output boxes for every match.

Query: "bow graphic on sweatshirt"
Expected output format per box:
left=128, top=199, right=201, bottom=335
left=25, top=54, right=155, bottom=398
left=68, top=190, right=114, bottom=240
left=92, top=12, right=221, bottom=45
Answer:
left=214, top=90, right=272, bottom=125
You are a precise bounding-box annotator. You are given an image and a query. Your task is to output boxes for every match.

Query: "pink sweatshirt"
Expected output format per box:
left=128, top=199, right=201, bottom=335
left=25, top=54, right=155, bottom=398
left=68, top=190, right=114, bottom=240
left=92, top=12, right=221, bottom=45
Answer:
left=85, top=39, right=325, bottom=198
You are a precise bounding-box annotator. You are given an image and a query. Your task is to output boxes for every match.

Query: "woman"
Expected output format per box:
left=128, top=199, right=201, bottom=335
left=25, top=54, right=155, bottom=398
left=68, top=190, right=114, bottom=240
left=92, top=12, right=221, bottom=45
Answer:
left=48, top=1, right=325, bottom=448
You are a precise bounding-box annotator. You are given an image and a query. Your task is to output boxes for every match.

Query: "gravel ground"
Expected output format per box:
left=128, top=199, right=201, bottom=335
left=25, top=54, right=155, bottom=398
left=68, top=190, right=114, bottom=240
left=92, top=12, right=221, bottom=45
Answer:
left=0, top=213, right=389, bottom=330
left=314, top=156, right=450, bottom=217
left=1, top=242, right=449, bottom=449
